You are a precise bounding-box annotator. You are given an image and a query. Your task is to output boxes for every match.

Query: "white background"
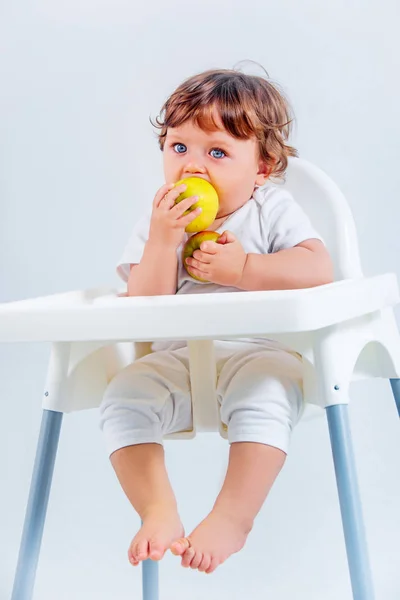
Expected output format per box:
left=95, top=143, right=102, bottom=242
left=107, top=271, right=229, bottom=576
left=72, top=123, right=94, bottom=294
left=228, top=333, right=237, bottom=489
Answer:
left=1, top=1, right=399, bottom=599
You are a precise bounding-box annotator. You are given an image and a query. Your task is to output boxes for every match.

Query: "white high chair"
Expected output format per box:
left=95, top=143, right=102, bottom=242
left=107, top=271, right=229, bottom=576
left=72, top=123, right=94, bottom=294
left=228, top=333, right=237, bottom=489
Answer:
left=1, top=157, right=400, bottom=600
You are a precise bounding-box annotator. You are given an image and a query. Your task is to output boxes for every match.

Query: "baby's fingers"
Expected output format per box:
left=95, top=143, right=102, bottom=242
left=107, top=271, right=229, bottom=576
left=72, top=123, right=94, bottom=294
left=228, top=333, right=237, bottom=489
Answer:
left=153, top=183, right=175, bottom=208
left=172, top=194, right=200, bottom=216
left=158, top=183, right=188, bottom=210
left=178, top=205, right=202, bottom=227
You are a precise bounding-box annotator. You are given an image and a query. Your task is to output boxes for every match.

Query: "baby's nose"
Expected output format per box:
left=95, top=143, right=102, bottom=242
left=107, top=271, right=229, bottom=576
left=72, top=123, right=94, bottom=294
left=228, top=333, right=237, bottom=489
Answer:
left=183, top=160, right=207, bottom=175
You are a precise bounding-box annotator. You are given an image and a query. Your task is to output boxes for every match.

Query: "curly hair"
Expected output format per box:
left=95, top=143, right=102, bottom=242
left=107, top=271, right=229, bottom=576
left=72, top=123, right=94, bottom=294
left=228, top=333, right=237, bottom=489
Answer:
left=153, top=68, right=297, bottom=180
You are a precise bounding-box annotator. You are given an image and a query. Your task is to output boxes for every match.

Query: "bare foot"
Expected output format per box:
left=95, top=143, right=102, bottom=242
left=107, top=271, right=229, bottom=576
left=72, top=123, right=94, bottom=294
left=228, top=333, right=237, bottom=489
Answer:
left=170, top=509, right=252, bottom=573
left=128, top=506, right=184, bottom=566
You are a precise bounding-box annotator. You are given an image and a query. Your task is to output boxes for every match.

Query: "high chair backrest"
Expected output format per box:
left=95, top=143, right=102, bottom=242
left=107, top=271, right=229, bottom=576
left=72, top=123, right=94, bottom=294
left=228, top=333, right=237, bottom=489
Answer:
left=280, top=157, right=363, bottom=280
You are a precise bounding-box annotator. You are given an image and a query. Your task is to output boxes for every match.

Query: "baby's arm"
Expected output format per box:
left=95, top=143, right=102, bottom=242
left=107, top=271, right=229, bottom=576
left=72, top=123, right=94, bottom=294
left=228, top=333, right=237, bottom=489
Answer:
left=184, top=233, right=333, bottom=291
left=127, top=244, right=178, bottom=296
left=238, top=238, right=333, bottom=291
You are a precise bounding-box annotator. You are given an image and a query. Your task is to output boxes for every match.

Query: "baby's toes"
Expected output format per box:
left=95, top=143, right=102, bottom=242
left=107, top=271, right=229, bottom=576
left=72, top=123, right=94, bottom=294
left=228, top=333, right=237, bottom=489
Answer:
left=205, top=556, right=220, bottom=574
left=189, top=550, right=203, bottom=570
left=130, top=538, right=149, bottom=563
left=170, top=537, right=190, bottom=556
left=181, top=546, right=196, bottom=568
left=128, top=549, right=139, bottom=566
left=149, top=539, right=165, bottom=561
left=198, top=553, right=212, bottom=573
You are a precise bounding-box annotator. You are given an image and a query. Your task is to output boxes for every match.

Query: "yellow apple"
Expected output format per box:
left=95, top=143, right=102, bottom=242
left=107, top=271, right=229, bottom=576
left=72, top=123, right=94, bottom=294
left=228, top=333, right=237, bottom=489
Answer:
left=174, top=177, right=219, bottom=233
left=182, top=231, right=221, bottom=282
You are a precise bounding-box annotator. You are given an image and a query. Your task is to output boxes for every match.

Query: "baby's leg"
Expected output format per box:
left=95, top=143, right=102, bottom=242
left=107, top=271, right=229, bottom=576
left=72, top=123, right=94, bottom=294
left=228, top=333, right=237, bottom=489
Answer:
left=172, top=345, right=303, bottom=573
left=100, top=349, right=192, bottom=565
left=111, top=443, right=184, bottom=564
left=172, top=442, right=285, bottom=572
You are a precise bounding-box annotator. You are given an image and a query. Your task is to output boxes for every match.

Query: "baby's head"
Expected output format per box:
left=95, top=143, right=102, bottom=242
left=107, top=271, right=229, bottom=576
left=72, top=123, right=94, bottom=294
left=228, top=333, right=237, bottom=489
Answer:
left=155, top=68, right=297, bottom=217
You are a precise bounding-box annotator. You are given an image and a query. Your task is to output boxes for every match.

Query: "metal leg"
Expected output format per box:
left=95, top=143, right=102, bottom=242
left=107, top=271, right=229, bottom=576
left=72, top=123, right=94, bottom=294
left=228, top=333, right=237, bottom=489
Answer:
left=389, top=379, right=400, bottom=418
left=142, top=559, right=159, bottom=600
left=11, top=409, right=63, bottom=600
left=326, top=404, right=375, bottom=600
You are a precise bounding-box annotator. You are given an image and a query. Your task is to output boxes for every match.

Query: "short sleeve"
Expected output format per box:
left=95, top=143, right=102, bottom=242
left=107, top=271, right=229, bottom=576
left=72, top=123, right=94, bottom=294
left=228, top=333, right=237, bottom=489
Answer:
left=116, top=213, right=151, bottom=282
left=261, top=188, right=324, bottom=254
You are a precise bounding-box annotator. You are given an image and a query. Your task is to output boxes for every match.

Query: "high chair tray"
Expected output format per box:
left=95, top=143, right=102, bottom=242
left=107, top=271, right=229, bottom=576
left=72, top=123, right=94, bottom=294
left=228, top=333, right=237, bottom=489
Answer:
left=0, top=274, right=398, bottom=343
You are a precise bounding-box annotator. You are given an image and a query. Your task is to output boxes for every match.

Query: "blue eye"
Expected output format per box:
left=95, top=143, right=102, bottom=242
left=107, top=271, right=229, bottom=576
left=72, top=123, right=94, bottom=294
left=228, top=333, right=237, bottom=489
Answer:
left=210, top=148, right=226, bottom=159
left=173, top=143, right=187, bottom=154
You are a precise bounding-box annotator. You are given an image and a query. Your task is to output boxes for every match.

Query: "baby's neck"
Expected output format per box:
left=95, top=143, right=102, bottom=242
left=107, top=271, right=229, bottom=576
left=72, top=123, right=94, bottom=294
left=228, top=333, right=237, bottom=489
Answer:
left=207, top=215, right=229, bottom=231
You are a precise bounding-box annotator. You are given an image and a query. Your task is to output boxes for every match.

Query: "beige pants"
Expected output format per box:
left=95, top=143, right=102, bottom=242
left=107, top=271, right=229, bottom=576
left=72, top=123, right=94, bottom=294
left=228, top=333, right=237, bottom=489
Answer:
left=99, top=340, right=303, bottom=456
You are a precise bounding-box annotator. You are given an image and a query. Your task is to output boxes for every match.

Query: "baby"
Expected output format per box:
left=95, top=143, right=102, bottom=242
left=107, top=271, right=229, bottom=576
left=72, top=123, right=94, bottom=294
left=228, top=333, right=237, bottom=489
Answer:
left=100, top=68, right=333, bottom=574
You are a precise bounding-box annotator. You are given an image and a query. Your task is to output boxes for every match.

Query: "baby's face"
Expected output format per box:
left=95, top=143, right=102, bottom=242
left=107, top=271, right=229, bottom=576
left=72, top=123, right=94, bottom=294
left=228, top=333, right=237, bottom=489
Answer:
left=163, top=115, right=269, bottom=219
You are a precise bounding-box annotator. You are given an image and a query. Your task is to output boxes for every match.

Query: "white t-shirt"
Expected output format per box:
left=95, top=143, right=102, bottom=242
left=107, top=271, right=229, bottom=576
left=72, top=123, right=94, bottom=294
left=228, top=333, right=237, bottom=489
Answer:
left=117, top=183, right=323, bottom=350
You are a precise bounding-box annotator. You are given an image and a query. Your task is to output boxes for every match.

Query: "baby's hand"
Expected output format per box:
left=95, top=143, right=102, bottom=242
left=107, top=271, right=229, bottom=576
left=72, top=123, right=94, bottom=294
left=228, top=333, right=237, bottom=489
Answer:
left=148, top=182, right=201, bottom=250
left=185, top=230, right=247, bottom=287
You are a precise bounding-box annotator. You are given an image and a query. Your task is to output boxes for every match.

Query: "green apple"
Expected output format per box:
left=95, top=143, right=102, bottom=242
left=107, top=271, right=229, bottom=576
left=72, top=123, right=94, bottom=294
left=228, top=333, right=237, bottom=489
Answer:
left=174, top=177, right=219, bottom=233
left=182, top=231, right=221, bottom=282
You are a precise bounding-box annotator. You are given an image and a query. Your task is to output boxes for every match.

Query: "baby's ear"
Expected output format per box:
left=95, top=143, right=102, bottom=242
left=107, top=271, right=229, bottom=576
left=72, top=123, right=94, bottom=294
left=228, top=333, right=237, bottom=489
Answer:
left=256, top=156, right=278, bottom=186
left=255, top=160, right=272, bottom=185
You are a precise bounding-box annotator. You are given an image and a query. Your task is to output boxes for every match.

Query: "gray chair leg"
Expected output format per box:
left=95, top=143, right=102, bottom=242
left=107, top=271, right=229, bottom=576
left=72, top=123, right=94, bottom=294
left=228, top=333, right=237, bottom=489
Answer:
left=326, top=404, right=375, bottom=600
left=11, top=409, right=63, bottom=600
left=389, top=379, right=400, bottom=417
left=142, top=559, right=159, bottom=600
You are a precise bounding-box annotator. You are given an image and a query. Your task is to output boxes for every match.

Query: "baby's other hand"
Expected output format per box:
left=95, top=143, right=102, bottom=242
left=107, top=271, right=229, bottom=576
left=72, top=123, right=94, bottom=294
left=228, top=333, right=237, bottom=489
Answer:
left=185, top=230, right=247, bottom=287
